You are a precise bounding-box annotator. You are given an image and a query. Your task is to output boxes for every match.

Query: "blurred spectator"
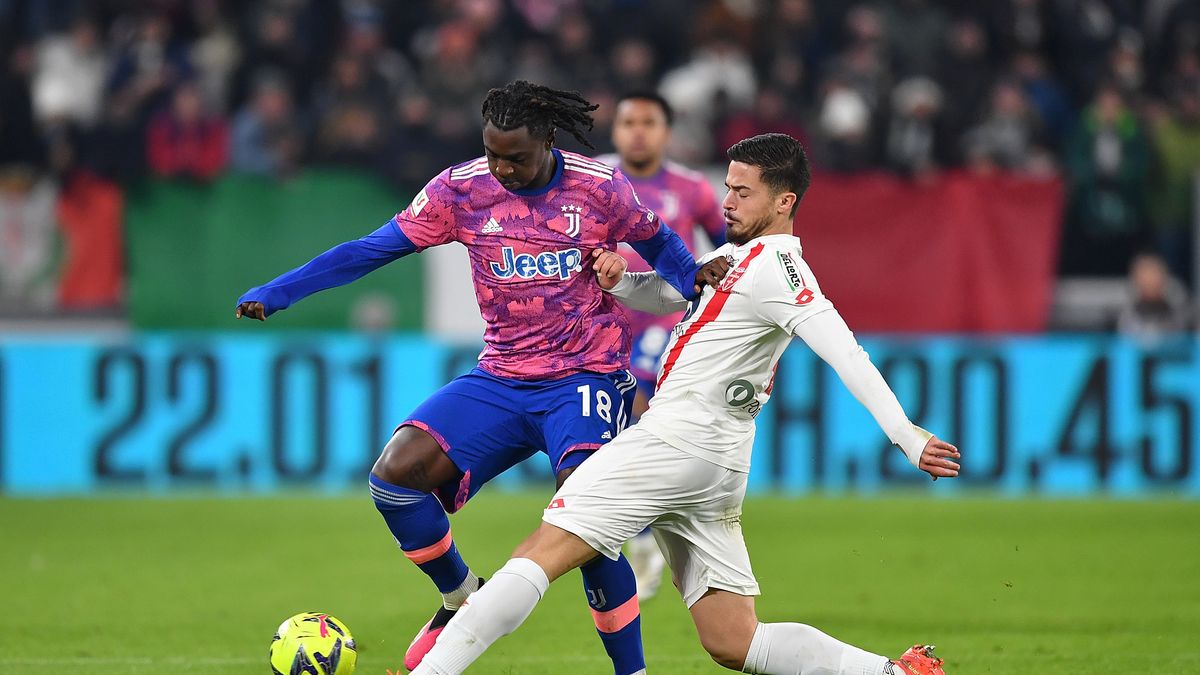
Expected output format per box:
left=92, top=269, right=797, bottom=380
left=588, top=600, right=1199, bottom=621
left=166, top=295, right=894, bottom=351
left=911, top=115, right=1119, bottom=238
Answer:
left=32, top=16, right=108, bottom=128
left=414, top=20, right=498, bottom=146
left=825, top=6, right=891, bottom=113
left=1062, top=85, right=1151, bottom=276
left=147, top=81, right=229, bottom=182
left=962, top=79, right=1050, bottom=174
left=575, top=85, right=617, bottom=155
left=660, top=39, right=757, bottom=162
left=1011, top=50, right=1074, bottom=149
left=765, top=52, right=810, bottom=108
left=989, top=0, right=1051, bottom=56
left=188, top=0, right=241, bottom=113
left=1048, top=0, right=1134, bottom=104
left=0, top=166, right=58, bottom=309
left=884, top=77, right=948, bottom=178
left=936, top=16, right=996, bottom=159
left=511, top=0, right=584, bottom=33
left=1159, top=51, right=1200, bottom=120
left=552, top=10, right=608, bottom=89
left=310, top=53, right=390, bottom=129
left=313, top=99, right=386, bottom=172
left=100, top=10, right=194, bottom=179
left=341, top=4, right=415, bottom=97
left=106, top=10, right=193, bottom=118
left=229, top=75, right=304, bottom=178
left=880, top=0, right=947, bottom=78
left=812, top=80, right=875, bottom=173
left=716, top=88, right=809, bottom=164
left=1145, top=0, right=1200, bottom=96
left=1148, top=80, right=1200, bottom=288
left=609, top=38, right=658, bottom=92
left=0, top=44, right=44, bottom=168
left=388, top=91, right=453, bottom=187
left=231, top=4, right=315, bottom=108
left=1107, top=28, right=1145, bottom=103
left=1115, top=253, right=1193, bottom=339
left=511, top=39, right=558, bottom=87
left=755, top=0, right=827, bottom=82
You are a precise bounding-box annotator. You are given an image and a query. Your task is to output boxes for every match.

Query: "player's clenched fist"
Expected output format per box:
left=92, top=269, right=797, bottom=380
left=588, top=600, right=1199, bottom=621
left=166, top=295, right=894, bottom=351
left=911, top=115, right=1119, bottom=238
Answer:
left=694, top=255, right=730, bottom=293
left=591, top=249, right=627, bottom=290
left=235, top=301, right=267, bottom=321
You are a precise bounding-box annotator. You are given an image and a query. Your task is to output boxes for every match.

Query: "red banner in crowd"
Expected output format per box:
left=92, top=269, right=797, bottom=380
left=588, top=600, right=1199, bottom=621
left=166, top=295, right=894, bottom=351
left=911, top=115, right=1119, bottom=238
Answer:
left=794, top=172, right=1064, bottom=333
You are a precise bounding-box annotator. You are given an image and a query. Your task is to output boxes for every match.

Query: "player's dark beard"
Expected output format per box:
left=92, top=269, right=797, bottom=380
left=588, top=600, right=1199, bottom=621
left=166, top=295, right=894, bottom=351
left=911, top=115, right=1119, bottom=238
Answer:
left=726, top=215, right=772, bottom=246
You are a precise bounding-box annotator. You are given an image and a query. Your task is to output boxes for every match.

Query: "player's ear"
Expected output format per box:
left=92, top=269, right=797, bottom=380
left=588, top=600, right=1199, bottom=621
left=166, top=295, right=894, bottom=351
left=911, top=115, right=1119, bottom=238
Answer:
left=777, top=192, right=797, bottom=215
left=545, top=129, right=555, bottom=150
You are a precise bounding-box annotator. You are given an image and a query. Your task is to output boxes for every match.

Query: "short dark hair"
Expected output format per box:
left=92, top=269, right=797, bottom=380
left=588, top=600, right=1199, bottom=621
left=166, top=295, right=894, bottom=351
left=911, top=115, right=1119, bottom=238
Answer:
left=481, top=80, right=600, bottom=149
left=726, top=133, right=811, bottom=216
left=615, top=91, right=674, bottom=125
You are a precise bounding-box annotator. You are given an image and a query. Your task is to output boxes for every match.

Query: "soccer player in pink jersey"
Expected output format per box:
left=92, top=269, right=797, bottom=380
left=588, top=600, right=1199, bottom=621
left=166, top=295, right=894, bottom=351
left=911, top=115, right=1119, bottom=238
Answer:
left=235, top=81, right=727, bottom=674
left=597, top=91, right=727, bottom=600
left=597, top=91, right=727, bottom=416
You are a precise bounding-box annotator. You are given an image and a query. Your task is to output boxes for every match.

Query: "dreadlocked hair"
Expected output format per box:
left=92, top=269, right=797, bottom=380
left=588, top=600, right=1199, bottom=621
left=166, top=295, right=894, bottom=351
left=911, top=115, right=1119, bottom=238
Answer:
left=481, top=80, right=599, bottom=150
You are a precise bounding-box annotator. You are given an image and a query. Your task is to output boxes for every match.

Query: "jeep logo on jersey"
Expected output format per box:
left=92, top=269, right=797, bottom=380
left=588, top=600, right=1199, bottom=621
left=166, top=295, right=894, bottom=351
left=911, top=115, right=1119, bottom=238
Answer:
left=725, top=379, right=756, bottom=407
left=489, top=246, right=583, bottom=280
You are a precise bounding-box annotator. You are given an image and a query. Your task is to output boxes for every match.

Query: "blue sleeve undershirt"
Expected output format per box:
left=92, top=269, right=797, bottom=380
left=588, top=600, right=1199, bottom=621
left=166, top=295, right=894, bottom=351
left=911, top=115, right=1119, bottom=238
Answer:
left=236, top=219, right=416, bottom=316
left=627, top=221, right=701, bottom=301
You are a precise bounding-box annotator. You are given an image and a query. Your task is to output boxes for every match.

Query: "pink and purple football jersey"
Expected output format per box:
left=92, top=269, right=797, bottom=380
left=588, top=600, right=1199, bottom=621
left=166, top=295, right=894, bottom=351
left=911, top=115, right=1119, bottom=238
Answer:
left=595, top=156, right=727, bottom=384
left=395, top=150, right=661, bottom=380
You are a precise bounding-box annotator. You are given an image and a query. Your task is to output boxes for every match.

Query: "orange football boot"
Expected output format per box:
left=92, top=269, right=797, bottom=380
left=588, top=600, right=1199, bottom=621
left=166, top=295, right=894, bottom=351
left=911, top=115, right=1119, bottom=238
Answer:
left=889, top=644, right=946, bottom=675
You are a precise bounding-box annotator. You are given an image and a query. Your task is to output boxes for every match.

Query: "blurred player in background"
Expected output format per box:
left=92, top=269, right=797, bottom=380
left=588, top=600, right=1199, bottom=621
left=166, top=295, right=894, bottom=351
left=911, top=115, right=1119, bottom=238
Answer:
left=235, top=81, right=727, bottom=674
left=596, top=91, right=726, bottom=601
left=413, top=133, right=960, bottom=675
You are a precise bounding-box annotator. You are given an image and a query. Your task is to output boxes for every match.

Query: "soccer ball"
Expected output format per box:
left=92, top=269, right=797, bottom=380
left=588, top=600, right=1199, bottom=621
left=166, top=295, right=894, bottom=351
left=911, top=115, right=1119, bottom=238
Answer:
left=269, top=612, right=358, bottom=675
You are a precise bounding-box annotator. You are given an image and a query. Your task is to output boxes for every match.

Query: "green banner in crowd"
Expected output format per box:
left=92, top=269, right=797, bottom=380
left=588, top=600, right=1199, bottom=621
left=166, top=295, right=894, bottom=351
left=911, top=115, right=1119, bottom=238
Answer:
left=125, top=170, right=423, bottom=330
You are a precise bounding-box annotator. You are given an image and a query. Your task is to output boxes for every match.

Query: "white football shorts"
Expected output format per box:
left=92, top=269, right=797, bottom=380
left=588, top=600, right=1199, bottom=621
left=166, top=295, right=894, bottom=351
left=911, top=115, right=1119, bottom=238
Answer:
left=542, top=425, right=760, bottom=607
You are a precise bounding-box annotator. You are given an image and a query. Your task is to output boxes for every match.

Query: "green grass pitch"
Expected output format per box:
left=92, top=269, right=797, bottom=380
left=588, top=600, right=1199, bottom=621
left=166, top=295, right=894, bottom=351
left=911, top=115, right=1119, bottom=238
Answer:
left=2, top=493, right=1198, bottom=674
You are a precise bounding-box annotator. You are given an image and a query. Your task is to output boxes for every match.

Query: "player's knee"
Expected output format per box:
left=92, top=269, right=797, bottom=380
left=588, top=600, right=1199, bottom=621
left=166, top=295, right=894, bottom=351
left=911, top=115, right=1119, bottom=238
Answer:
left=695, top=604, right=757, bottom=671
left=699, top=631, right=752, bottom=671
left=370, top=425, right=456, bottom=492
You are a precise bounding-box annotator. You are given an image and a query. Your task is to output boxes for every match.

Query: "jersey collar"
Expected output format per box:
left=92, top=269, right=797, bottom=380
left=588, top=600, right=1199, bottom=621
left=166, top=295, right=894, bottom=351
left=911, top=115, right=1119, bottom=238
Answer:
left=734, top=233, right=802, bottom=252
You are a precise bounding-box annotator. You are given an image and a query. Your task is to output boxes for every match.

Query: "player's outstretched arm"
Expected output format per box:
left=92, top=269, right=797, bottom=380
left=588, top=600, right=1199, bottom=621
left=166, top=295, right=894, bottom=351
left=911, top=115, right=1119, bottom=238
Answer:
left=593, top=250, right=728, bottom=315
left=753, top=255, right=960, bottom=480
left=794, top=310, right=960, bottom=479
left=234, top=220, right=417, bottom=321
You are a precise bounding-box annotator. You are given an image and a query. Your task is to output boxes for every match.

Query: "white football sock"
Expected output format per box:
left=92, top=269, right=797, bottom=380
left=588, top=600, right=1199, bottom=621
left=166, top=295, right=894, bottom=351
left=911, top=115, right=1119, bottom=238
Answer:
left=741, top=622, right=890, bottom=675
left=442, top=571, right=479, bottom=610
left=414, top=558, right=549, bottom=675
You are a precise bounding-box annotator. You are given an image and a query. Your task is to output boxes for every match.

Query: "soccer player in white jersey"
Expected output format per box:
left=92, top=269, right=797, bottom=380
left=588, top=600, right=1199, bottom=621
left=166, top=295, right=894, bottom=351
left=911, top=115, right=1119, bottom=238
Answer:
left=412, top=133, right=961, bottom=675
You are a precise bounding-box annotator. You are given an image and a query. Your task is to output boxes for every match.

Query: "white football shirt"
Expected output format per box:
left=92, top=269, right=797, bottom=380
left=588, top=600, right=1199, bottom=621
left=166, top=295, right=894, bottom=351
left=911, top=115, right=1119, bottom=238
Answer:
left=608, top=233, right=929, bottom=472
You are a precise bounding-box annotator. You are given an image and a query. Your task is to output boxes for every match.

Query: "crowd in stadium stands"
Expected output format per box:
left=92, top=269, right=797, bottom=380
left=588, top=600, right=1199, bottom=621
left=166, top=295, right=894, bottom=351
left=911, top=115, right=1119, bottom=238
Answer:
left=0, top=0, right=1198, bottom=328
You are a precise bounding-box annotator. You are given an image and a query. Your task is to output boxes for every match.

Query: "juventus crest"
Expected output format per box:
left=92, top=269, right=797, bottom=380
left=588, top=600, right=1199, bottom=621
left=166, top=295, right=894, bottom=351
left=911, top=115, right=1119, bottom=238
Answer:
left=560, top=204, right=582, bottom=238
